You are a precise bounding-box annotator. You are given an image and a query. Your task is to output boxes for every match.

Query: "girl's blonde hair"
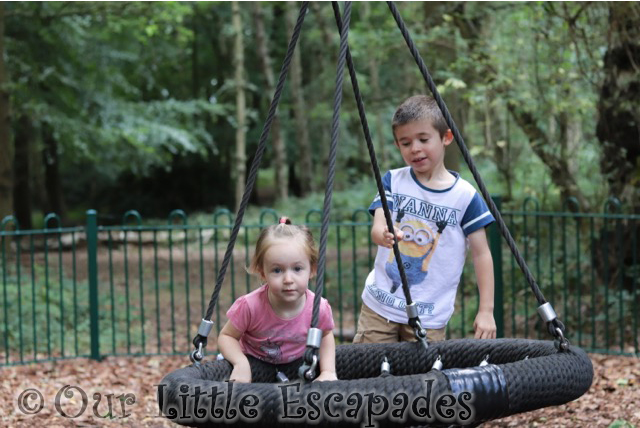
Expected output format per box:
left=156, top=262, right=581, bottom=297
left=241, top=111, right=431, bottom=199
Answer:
left=248, top=217, right=318, bottom=276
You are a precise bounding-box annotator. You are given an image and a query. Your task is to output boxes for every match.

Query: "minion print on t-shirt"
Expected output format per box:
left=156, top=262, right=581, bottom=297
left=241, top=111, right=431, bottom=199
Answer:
left=385, top=210, right=448, bottom=294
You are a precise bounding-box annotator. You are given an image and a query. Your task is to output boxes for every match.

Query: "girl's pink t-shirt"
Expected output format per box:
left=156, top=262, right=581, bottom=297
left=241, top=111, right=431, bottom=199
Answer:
left=226, top=284, right=334, bottom=364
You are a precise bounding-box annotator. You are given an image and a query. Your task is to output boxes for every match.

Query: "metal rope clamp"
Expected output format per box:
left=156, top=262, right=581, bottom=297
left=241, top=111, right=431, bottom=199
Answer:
left=406, top=303, right=428, bottom=350
left=537, top=303, right=569, bottom=351
left=380, top=356, right=391, bottom=376
left=431, top=355, right=443, bottom=371
left=298, top=328, right=323, bottom=381
left=190, top=319, right=215, bottom=365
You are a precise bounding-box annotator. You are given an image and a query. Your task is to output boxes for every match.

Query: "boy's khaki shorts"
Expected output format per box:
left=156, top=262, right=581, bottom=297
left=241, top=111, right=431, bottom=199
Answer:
left=353, top=303, right=446, bottom=343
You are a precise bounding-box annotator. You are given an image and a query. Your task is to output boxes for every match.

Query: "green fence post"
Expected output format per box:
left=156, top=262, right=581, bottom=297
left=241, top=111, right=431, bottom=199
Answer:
left=86, top=210, right=101, bottom=361
left=489, top=196, right=504, bottom=338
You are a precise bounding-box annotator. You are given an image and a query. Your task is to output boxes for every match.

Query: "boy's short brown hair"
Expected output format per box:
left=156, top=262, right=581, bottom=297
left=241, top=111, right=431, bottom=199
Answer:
left=392, top=95, right=449, bottom=139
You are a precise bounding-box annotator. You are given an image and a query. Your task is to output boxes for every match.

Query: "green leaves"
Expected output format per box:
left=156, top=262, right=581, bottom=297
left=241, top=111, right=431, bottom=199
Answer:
left=2, top=2, right=626, bottom=215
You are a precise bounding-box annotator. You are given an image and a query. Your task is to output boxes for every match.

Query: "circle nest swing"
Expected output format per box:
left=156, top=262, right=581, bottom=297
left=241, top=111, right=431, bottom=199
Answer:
left=159, top=339, right=592, bottom=427
left=157, top=2, right=593, bottom=427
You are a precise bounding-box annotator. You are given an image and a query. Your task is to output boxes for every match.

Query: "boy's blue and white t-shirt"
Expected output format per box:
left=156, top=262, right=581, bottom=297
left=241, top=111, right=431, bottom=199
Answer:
left=362, top=167, right=494, bottom=329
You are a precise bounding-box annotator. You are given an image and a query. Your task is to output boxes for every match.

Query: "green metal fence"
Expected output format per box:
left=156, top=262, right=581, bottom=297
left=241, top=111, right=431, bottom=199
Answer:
left=1, top=197, right=638, bottom=366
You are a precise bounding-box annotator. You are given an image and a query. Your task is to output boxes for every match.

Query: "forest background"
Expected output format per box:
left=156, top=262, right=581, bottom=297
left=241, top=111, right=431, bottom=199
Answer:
left=1, top=4, right=639, bottom=426
left=0, top=1, right=638, bottom=226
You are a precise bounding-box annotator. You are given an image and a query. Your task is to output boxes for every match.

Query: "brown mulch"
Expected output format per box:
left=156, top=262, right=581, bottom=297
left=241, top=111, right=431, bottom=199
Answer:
left=0, top=353, right=638, bottom=428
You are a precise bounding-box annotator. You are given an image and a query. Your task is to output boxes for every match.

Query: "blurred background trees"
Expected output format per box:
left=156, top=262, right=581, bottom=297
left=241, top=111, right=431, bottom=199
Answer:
left=1, top=2, right=638, bottom=226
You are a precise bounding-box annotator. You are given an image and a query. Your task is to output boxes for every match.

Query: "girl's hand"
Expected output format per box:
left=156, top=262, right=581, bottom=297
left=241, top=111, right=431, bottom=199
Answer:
left=229, top=363, right=252, bottom=383
left=314, top=370, right=338, bottom=382
left=473, top=311, right=496, bottom=339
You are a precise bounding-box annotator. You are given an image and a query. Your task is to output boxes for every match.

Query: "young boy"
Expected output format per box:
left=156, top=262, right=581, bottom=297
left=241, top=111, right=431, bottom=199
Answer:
left=353, top=95, right=497, bottom=343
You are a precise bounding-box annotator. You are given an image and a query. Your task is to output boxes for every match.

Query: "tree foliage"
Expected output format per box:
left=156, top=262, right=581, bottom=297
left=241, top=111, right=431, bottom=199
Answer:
left=1, top=2, right=637, bottom=223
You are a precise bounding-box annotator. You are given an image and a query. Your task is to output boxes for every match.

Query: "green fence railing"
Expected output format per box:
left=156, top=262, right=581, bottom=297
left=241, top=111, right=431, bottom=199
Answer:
left=1, top=198, right=638, bottom=366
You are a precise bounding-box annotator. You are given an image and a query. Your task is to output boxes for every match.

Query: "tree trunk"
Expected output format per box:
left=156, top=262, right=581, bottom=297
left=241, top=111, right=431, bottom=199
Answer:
left=191, top=7, right=199, bottom=99
left=253, top=3, right=288, bottom=201
left=591, top=3, right=640, bottom=293
left=500, top=106, right=514, bottom=201
left=232, top=1, right=246, bottom=212
left=596, top=3, right=640, bottom=211
left=506, top=99, right=589, bottom=210
left=423, top=2, right=462, bottom=174
left=13, top=115, right=33, bottom=229
left=286, top=1, right=314, bottom=195
left=309, top=2, right=333, bottom=184
left=452, top=3, right=590, bottom=210
left=0, top=3, right=13, bottom=220
left=484, top=91, right=514, bottom=202
left=42, top=123, right=66, bottom=219
left=363, top=2, right=388, bottom=170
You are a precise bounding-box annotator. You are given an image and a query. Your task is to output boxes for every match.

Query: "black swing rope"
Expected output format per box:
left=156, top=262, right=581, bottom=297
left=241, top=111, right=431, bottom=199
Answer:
left=309, top=1, right=352, bottom=331
left=330, top=2, right=428, bottom=347
left=385, top=1, right=568, bottom=347
left=160, top=3, right=593, bottom=423
left=301, top=1, right=352, bottom=374
left=191, top=2, right=310, bottom=359
left=193, top=0, right=568, bottom=364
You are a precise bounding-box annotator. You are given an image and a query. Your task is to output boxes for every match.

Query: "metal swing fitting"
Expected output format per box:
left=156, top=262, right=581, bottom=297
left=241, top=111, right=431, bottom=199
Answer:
left=554, top=327, right=570, bottom=351
left=191, top=319, right=215, bottom=363
left=197, top=318, right=215, bottom=337
left=306, top=328, right=323, bottom=349
left=537, top=303, right=569, bottom=349
left=431, top=355, right=443, bottom=371
left=406, top=303, right=428, bottom=347
left=380, top=356, right=391, bottom=375
left=537, top=302, right=557, bottom=323
left=276, top=370, right=290, bottom=383
left=479, top=354, right=490, bottom=366
left=190, top=342, right=204, bottom=364
left=299, top=354, right=319, bottom=381
left=297, top=328, right=323, bottom=381
left=406, top=302, right=420, bottom=319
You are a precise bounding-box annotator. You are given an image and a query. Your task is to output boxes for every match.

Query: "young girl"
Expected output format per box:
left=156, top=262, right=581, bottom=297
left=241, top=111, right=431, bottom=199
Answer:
left=217, top=217, right=337, bottom=383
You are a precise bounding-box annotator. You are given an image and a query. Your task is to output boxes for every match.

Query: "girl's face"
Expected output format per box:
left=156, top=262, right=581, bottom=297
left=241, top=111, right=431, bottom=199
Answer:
left=260, top=239, right=314, bottom=309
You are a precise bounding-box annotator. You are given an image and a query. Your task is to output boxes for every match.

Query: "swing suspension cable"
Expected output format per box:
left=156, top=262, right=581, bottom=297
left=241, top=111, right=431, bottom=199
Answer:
left=310, top=1, right=352, bottom=330
left=193, top=0, right=567, bottom=360
left=386, top=1, right=567, bottom=343
left=301, top=1, right=353, bottom=370
left=191, top=1, right=310, bottom=355
left=329, top=2, right=428, bottom=346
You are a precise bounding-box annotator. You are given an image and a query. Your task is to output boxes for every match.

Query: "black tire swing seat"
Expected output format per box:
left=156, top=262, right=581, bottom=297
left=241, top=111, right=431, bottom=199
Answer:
left=158, top=2, right=593, bottom=427
left=159, top=340, right=592, bottom=427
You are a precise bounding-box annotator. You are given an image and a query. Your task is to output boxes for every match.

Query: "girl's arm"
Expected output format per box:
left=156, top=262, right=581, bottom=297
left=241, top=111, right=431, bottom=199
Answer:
left=218, top=321, right=252, bottom=382
left=314, top=330, right=338, bottom=381
left=468, top=228, right=497, bottom=339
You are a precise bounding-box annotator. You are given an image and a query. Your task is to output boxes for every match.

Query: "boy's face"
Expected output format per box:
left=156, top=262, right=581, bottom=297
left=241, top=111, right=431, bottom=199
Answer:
left=394, top=119, right=453, bottom=177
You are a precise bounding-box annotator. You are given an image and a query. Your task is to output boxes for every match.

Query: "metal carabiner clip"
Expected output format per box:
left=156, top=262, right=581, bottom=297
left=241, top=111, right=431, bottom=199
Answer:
left=554, top=327, right=570, bottom=351
left=304, top=354, right=318, bottom=381
left=190, top=342, right=204, bottom=366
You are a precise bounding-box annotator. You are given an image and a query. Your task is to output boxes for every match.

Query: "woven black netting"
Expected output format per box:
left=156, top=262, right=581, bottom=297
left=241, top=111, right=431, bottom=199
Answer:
left=157, top=338, right=593, bottom=427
